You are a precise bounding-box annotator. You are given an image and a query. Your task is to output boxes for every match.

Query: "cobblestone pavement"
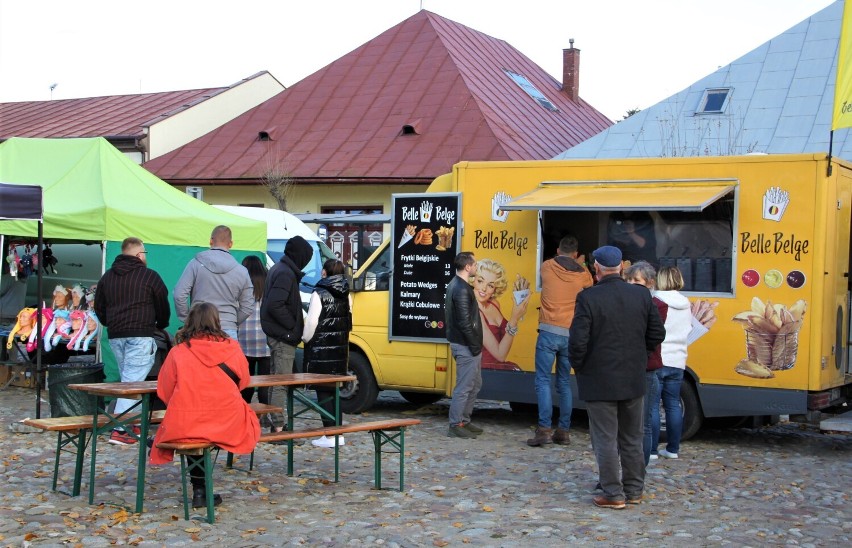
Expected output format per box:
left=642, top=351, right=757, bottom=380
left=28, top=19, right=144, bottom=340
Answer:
left=1, top=385, right=850, bottom=547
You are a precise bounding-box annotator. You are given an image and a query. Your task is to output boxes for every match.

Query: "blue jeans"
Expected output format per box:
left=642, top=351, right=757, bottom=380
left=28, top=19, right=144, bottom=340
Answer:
left=643, top=370, right=661, bottom=465
left=223, top=328, right=238, bottom=340
left=657, top=366, right=684, bottom=454
left=534, top=330, right=572, bottom=429
left=109, top=337, right=156, bottom=416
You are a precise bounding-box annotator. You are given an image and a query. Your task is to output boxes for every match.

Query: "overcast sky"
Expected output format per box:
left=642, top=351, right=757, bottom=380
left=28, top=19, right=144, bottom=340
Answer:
left=0, top=0, right=838, bottom=121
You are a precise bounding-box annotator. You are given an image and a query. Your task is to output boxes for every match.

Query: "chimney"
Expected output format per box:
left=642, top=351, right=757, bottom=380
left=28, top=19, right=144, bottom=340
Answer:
left=562, top=39, right=580, bottom=102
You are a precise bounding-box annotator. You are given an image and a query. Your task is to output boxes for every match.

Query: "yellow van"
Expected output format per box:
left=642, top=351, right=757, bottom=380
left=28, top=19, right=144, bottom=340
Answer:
left=342, top=154, right=852, bottom=438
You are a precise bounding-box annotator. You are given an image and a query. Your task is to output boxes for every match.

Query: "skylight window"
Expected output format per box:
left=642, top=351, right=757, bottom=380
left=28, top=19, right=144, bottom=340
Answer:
left=504, top=69, right=558, bottom=112
left=697, top=88, right=731, bottom=114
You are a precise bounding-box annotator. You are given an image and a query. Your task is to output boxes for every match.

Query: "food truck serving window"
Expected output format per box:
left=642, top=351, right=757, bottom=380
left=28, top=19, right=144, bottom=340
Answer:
left=504, top=179, right=738, bottom=295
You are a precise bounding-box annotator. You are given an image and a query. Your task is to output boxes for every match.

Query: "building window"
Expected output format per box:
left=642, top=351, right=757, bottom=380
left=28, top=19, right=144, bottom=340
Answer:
left=320, top=206, right=384, bottom=269
left=504, top=69, right=559, bottom=112
left=697, top=88, right=731, bottom=114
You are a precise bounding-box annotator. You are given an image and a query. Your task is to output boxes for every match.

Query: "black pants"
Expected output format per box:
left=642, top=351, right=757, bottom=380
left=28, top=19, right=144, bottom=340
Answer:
left=186, top=455, right=207, bottom=488
left=240, top=356, right=272, bottom=404
left=315, top=388, right=337, bottom=427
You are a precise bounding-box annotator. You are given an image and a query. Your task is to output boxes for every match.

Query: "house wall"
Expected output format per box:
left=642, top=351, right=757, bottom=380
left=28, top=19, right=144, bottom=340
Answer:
left=186, top=183, right=427, bottom=214
left=146, top=73, right=285, bottom=160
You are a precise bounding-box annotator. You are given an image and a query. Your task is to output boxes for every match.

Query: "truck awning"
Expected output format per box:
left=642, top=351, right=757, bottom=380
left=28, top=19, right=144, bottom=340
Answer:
left=502, top=180, right=737, bottom=212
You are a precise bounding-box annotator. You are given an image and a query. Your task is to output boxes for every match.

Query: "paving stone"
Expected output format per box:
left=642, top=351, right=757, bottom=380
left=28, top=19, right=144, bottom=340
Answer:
left=1, top=386, right=851, bottom=545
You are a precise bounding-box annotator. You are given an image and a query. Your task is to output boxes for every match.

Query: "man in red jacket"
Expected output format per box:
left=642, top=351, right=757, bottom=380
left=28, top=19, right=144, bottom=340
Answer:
left=95, top=237, right=170, bottom=445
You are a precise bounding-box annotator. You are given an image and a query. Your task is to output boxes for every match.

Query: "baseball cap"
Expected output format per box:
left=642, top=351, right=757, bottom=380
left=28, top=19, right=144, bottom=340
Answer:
left=593, top=246, right=622, bottom=268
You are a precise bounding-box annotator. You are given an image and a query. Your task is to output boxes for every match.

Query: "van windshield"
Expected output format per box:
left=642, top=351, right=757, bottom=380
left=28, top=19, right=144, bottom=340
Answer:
left=267, top=239, right=337, bottom=288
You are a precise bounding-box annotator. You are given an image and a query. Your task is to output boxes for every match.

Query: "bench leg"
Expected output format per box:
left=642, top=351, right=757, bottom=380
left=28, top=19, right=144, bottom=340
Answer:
left=370, top=427, right=408, bottom=492
left=71, top=430, right=88, bottom=496
left=178, top=454, right=191, bottom=521
left=203, top=449, right=214, bottom=524
left=178, top=448, right=216, bottom=524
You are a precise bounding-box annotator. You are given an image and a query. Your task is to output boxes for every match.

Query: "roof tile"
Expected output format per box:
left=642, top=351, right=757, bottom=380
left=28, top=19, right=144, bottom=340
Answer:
left=145, top=10, right=611, bottom=183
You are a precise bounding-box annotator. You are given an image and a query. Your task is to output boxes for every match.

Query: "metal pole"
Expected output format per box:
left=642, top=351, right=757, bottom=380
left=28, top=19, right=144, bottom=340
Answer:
left=35, top=221, right=43, bottom=418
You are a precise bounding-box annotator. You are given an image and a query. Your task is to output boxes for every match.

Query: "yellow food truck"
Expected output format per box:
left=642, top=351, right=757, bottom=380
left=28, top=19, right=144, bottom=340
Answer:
left=341, top=153, right=852, bottom=438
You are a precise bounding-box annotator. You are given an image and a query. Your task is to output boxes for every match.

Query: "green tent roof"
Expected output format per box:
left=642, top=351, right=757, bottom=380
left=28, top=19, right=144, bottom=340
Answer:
left=0, top=137, right=265, bottom=251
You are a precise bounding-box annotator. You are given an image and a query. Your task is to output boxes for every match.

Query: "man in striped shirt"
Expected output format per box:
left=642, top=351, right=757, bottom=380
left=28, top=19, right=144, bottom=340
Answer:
left=95, top=237, right=170, bottom=445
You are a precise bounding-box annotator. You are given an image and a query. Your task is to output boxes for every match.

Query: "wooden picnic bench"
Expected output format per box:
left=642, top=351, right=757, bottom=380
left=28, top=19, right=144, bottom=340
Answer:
left=159, top=417, right=421, bottom=523
left=22, top=402, right=281, bottom=498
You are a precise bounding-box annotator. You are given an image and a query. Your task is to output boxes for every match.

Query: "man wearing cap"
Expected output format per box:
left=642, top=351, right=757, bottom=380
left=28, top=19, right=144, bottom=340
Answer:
left=569, top=245, right=665, bottom=509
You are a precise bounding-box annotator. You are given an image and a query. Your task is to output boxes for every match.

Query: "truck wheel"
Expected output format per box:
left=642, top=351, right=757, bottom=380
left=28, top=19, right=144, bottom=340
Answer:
left=339, top=352, right=379, bottom=414
left=399, top=391, right=443, bottom=405
left=680, top=380, right=703, bottom=440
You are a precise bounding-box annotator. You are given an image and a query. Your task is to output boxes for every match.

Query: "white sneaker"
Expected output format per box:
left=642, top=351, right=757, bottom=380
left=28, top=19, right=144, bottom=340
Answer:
left=649, top=454, right=658, bottom=460
left=311, top=436, right=345, bottom=448
left=658, top=449, right=679, bottom=459
left=311, top=436, right=332, bottom=447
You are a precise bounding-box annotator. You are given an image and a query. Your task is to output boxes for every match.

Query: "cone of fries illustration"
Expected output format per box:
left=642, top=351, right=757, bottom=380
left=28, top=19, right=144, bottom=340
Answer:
left=398, top=224, right=416, bottom=248
left=732, top=297, right=806, bottom=378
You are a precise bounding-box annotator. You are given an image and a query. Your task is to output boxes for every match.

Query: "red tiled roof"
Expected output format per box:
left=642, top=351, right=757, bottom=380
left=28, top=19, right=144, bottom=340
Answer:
left=146, top=10, right=612, bottom=184
left=0, top=88, right=225, bottom=139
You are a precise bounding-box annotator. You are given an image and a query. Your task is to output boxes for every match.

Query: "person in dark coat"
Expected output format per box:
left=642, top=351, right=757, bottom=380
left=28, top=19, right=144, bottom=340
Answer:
left=260, top=235, right=313, bottom=432
left=95, top=237, right=170, bottom=446
left=302, top=259, right=351, bottom=447
left=569, top=246, right=666, bottom=509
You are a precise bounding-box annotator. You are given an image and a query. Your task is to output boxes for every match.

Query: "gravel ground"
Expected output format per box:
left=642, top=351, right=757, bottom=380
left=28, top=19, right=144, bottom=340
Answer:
left=1, top=385, right=850, bottom=547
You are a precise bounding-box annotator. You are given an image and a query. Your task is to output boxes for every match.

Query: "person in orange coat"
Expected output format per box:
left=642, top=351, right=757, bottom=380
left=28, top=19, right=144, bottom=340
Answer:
left=150, top=302, right=260, bottom=508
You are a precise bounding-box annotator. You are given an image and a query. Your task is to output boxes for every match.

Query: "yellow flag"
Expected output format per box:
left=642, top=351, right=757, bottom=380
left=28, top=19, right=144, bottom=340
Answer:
left=833, top=0, right=852, bottom=129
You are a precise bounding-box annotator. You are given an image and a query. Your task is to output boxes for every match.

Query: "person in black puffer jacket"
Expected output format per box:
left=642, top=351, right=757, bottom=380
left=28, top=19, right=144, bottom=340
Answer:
left=302, top=259, right=351, bottom=447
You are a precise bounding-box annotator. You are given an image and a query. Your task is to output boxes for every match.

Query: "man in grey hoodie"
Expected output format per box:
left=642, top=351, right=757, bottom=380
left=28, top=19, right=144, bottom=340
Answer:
left=173, top=225, right=254, bottom=339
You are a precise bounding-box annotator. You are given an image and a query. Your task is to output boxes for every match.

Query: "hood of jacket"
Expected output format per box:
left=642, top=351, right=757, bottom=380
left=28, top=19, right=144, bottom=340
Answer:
left=285, top=236, right=313, bottom=271
left=184, top=337, right=244, bottom=368
left=550, top=255, right=588, bottom=277
left=316, top=274, right=349, bottom=299
left=654, top=289, right=690, bottom=311
left=110, top=253, right=146, bottom=276
left=193, top=248, right=239, bottom=275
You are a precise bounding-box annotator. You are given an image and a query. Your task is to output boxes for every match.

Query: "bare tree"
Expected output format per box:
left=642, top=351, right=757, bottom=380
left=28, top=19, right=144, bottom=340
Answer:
left=623, top=108, right=641, bottom=120
left=260, top=149, right=295, bottom=211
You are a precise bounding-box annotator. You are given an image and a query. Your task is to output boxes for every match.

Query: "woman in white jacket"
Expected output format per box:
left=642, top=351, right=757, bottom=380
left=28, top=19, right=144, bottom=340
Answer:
left=653, top=266, right=691, bottom=459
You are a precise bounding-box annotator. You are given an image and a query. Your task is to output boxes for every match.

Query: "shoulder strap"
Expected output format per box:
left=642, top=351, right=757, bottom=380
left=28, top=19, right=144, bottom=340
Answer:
left=218, top=362, right=240, bottom=386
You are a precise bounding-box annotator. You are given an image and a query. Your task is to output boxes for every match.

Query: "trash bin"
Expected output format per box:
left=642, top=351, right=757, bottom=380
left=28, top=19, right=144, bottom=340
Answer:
left=47, top=362, right=105, bottom=417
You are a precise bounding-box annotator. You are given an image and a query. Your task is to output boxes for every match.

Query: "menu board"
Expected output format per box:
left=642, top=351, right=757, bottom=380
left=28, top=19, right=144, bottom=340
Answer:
left=390, top=192, right=461, bottom=341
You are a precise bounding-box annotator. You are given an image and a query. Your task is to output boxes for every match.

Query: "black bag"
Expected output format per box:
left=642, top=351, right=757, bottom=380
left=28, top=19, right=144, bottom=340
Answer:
left=146, top=329, right=173, bottom=411
left=147, top=329, right=172, bottom=378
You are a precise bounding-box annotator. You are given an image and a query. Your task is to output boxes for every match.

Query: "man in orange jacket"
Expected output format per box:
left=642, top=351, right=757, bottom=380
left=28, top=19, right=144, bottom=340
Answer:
left=527, top=235, right=592, bottom=447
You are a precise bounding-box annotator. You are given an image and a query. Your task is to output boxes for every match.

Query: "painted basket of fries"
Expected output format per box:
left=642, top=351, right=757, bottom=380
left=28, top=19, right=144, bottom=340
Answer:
left=743, top=324, right=800, bottom=371
left=734, top=297, right=806, bottom=372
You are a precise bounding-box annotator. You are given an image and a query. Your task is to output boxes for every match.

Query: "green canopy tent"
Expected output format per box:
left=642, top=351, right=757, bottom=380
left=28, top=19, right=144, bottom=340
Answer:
left=0, top=137, right=266, bottom=387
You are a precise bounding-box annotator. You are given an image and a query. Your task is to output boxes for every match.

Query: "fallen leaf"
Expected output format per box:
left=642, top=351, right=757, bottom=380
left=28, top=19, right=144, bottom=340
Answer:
left=482, top=506, right=494, bottom=512
left=184, top=527, right=202, bottom=533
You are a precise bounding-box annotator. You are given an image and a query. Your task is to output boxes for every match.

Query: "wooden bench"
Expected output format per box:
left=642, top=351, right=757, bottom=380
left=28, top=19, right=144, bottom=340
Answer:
left=258, top=418, right=422, bottom=491
left=156, top=417, right=420, bottom=523
left=22, top=402, right=281, bottom=498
